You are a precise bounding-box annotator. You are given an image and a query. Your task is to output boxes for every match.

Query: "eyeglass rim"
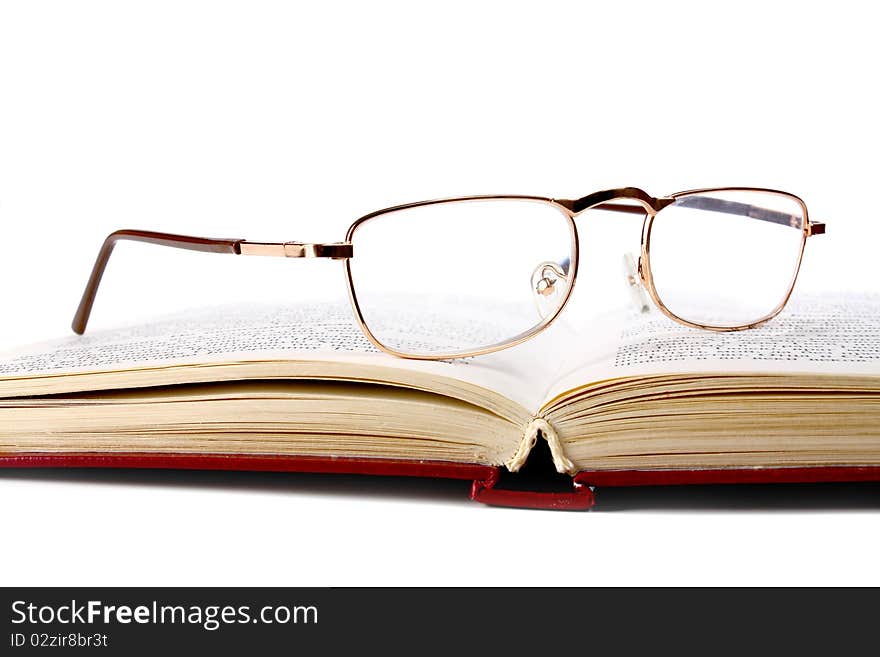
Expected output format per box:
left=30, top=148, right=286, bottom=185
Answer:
left=343, top=196, right=581, bottom=360
left=640, top=187, right=811, bottom=333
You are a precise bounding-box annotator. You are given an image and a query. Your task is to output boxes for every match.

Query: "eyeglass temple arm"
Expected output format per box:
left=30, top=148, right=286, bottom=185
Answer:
left=594, top=199, right=826, bottom=235
left=71, top=229, right=353, bottom=335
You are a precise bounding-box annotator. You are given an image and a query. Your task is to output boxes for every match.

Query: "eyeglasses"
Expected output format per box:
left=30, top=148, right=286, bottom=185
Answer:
left=71, top=186, right=826, bottom=360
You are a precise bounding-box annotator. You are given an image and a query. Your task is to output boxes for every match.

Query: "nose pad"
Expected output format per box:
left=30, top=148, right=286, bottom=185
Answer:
left=531, top=261, right=569, bottom=320
left=622, top=252, right=650, bottom=313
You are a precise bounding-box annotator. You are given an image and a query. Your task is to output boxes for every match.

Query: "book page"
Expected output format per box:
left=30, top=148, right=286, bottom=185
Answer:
left=544, top=292, right=880, bottom=408
left=0, top=301, right=570, bottom=417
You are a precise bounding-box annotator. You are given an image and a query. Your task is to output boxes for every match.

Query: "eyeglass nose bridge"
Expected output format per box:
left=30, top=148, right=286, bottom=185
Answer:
left=555, top=187, right=675, bottom=216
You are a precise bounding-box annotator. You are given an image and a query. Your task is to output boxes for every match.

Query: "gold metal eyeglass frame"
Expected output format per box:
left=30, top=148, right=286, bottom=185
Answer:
left=71, top=186, right=826, bottom=360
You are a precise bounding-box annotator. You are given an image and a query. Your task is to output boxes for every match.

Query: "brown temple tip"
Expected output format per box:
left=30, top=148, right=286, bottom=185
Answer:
left=70, top=229, right=245, bottom=335
left=71, top=234, right=116, bottom=336
left=809, top=222, right=826, bottom=236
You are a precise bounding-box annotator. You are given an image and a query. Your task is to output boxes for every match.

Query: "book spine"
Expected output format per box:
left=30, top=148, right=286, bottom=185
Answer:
left=470, top=469, right=595, bottom=511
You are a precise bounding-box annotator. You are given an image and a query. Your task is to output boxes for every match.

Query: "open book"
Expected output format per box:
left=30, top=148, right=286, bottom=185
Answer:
left=1, top=293, right=878, bottom=509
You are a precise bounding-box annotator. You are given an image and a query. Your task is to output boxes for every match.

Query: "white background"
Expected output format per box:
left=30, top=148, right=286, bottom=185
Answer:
left=1, top=1, right=878, bottom=586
